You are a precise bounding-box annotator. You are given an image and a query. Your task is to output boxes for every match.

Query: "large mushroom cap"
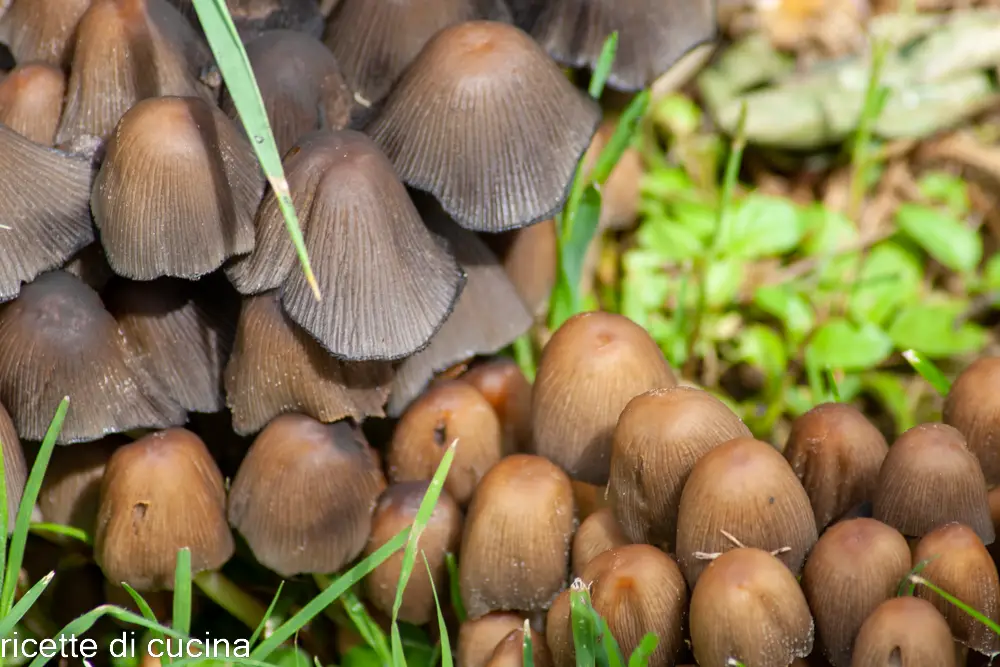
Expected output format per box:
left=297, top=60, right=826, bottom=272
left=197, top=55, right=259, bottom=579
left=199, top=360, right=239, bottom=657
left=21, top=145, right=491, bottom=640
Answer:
left=944, top=356, right=1000, bottom=486
left=0, top=0, right=91, bottom=67
left=0, top=271, right=185, bottom=443
left=365, top=20, right=602, bottom=233
left=0, top=63, right=66, bottom=145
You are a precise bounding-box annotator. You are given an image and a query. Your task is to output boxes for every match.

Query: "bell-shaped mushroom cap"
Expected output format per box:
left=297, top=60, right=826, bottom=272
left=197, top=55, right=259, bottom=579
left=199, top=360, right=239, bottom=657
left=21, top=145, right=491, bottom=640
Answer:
left=458, top=613, right=527, bottom=667
left=784, top=402, right=889, bottom=532
left=227, top=414, right=387, bottom=577
left=531, top=311, right=678, bottom=485
left=0, top=271, right=186, bottom=443
left=873, top=422, right=994, bottom=544
left=387, top=205, right=532, bottom=416
left=55, top=0, right=217, bottom=146
left=103, top=276, right=238, bottom=414
left=0, top=400, right=27, bottom=531
left=0, top=63, right=65, bottom=145
left=801, top=518, right=912, bottom=667
left=493, top=219, right=557, bottom=319
left=608, top=386, right=752, bottom=550
left=0, top=126, right=95, bottom=304
left=363, top=481, right=463, bottom=625
left=221, top=30, right=353, bottom=157
left=365, top=21, right=601, bottom=233
left=38, top=436, right=125, bottom=536
left=912, top=522, right=1000, bottom=655
left=387, top=380, right=503, bottom=505
left=944, top=356, right=1000, bottom=487
left=226, top=129, right=464, bottom=361
left=460, top=358, right=533, bottom=456
left=92, top=96, right=264, bottom=281
left=851, top=596, right=956, bottom=667
left=545, top=588, right=574, bottom=667
left=528, top=0, right=717, bottom=92
left=689, top=548, right=814, bottom=667
left=571, top=508, right=630, bottom=576
left=168, top=0, right=325, bottom=40
left=460, top=454, right=575, bottom=618
left=324, top=0, right=510, bottom=106
left=675, top=436, right=819, bottom=587
left=224, top=291, right=392, bottom=436
left=94, top=428, right=234, bottom=591
left=485, top=625, right=552, bottom=667
left=0, top=0, right=91, bottom=66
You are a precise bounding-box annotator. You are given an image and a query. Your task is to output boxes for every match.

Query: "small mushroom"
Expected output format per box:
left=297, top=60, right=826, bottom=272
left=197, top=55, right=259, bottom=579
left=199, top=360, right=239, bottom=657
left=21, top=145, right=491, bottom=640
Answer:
left=0, top=399, right=27, bottom=530
left=873, top=422, right=994, bottom=544
left=39, top=436, right=125, bottom=535
left=544, top=588, right=573, bottom=667
left=571, top=508, right=630, bottom=575
left=608, top=386, right=751, bottom=549
left=221, top=30, right=353, bottom=156
left=0, top=127, right=95, bottom=303
left=492, top=219, right=558, bottom=319
left=485, top=625, right=552, bottom=667
left=94, top=428, right=234, bottom=591
left=457, top=612, right=526, bottom=667
left=689, top=547, right=814, bottom=667
left=387, top=380, right=503, bottom=505
left=92, top=96, right=265, bottom=280
left=459, top=357, right=533, bottom=456
left=0, top=63, right=65, bottom=145
left=460, top=454, right=575, bottom=618
left=363, top=481, right=463, bottom=625
left=56, top=0, right=217, bottom=146
left=227, top=414, right=386, bottom=577
left=0, top=0, right=91, bottom=67
left=675, top=436, right=818, bottom=587
left=851, top=596, right=956, bottom=667
left=912, top=522, right=1000, bottom=656
left=223, top=291, right=391, bottom=436
left=943, top=356, right=1000, bottom=486
left=784, top=402, right=889, bottom=531
left=0, top=271, right=185, bottom=443
left=103, top=276, right=238, bottom=414
left=226, top=129, right=464, bottom=361
left=365, top=20, right=601, bottom=232
left=800, top=518, right=912, bottom=667
left=532, top=311, right=678, bottom=485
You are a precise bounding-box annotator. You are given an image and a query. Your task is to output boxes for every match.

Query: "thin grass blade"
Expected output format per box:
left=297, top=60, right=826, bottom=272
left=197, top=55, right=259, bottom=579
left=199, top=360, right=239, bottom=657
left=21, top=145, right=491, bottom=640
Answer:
left=28, top=523, right=92, bottom=545
left=902, top=349, right=952, bottom=395
left=173, top=548, right=193, bottom=636
left=0, top=571, right=54, bottom=638
left=445, top=552, right=466, bottom=623
left=911, top=575, right=1000, bottom=635
left=423, top=554, right=452, bottom=667
left=249, top=581, right=285, bottom=646
left=626, top=634, right=659, bottom=667
left=588, top=33, right=619, bottom=98
left=570, top=581, right=598, bottom=667
left=342, top=588, right=392, bottom=664
left=521, top=618, right=536, bottom=667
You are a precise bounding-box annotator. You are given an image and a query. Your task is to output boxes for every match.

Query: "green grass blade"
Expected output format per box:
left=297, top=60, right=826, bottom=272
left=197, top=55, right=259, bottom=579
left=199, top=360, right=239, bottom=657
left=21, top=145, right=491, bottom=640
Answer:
left=902, top=349, right=952, bottom=395
left=189, top=0, right=321, bottom=301
left=28, top=523, right=91, bottom=545
left=422, top=554, right=452, bottom=667
left=341, top=588, right=392, bottom=664
left=823, top=368, right=842, bottom=403
left=569, top=581, right=598, bottom=667
left=445, top=552, right=466, bottom=623
left=588, top=33, right=619, bottom=98
left=121, top=583, right=169, bottom=663
left=249, top=581, right=285, bottom=646
left=521, top=619, right=535, bottom=667
left=591, top=91, right=650, bottom=184
left=390, top=440, right=458, bottom=667
left=626, top=634, right=659, bottom=667
left=0, top=434, right=7, bottom=602
left=193, top=570, right=273, bottom=632
left=0, top=397, right=69, bottom=617
left=596, top=617, right=624, bottom=667
left=911, top=575, right=1000, bottom=635
left=173, top=548, right=193, bottom=636
left=0, top=571, right=54, bottom=638
left=511, top=335, right=536, bottom=384
left=898, top=557, right=937, bottom=597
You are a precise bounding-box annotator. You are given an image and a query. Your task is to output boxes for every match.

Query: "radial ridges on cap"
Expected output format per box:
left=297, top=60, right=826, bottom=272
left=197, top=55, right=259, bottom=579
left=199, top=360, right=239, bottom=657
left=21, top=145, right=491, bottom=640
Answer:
left=0, top=400, right=27, bottom=531
left=0, top=126, right=95, bottom=303
left=228, top=129, right=464, bottom=361
left=168, top=0, right=326, bottom=40
left=0, top=63, right=66, bottom=145
left=92, top=96, right=265, bottom=281
left=0, top=271, right=186, bottom=443
left=365, top=20, right=601, bottom=233
left=0, top=0, right=91, bottom=67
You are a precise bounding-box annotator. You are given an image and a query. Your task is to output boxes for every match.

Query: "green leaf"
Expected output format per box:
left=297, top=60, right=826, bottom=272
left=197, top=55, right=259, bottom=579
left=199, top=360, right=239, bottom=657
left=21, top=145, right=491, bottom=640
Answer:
left=341, top=646, right=382, bottom=667
left=268, top=648, right=313, bottom=667
left=801, top=205, right=859, bottom=256
left=636, top=218, right=704, bottom=261
left=704, top=259, right=744, bottom=309
left=720, top=194, right=804, bottom=259
left=895, top=203, right=982, bottom=273
left=805, top=318, right=893, bottom=371
left=752, top=285, right=815, bottom=344
left=849, top=241, right=923, bottom=326
left=669, top=199, right=717, bottom=242
left=888, top=301, right=988, bottom=358
left=735, top=325, right=788, bottom=386
left=983, top=253, right=1000, bottom=291
left=917, top=171, right=969, bottom=218
left=861, top=372, right=915, bottom=433
left=639, top=168, right=695, bottom=201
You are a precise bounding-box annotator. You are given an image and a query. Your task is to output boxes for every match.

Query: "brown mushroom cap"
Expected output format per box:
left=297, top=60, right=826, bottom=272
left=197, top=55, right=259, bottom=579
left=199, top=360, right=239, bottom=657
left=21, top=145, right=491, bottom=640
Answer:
left=0, top=126, right=95, bottom=304
left=531, top=311, right=678, bottom=485
left=387, top=380, right=503, bottom=505
left=227, top=414, right=387, bottom=577
left=168, top=0, right=325, bottom=40
left=571, top=507, right=630, bottom=576
left=459, top=454, right=575, bottom=618
left=0, top=63, right=65, bottom=145
left=226, top=129, right=464, bottom=361
left=458, top=612, right=527, bottom=667
left=851, top=596, right=956, bottom=667
left=363, top=481, right=463, bottom=625
left=608, top=386, right=752, bottom=549
left=0, top=271, right=185, bottom=443
left=689, top=547, right=814, bottom=667
left=365, top=20, right=602, bottom=232
left=528, top=0, right=717, bottom=91
left=38, top=436, right=125, bottom=535
left=912, top=522, right=1000, bottom=655
left=784, top=402, right=889, bottom=531
left=459, top=357, right=533, bottom=456
left=492, top=219, right=557, bottom=319
left=92, top=96, right=264, bottom=280
left=944, top=356, right=1000, bottom=486
left=544, top=588, right=573, bottom=667
left=94, top=428, right=234, bottom=591
left=873, top=422, right=994, bottom=543
left=800, top=518, right=912, bottom=667
left=0, top=0, right=91, bottom=67
left=221, top=30, right=353, bottom=156
left=0, top=399, right=26, bottom=531
left=675, top=436, right=819, bottom=587
left=485, top=625, right=552, bottom=667
left=55, top=0, right=217, bottom=146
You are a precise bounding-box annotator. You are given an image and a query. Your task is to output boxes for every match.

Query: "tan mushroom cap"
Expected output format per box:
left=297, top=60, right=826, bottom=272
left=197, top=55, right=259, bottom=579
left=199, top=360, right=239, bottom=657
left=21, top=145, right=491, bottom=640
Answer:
left=0, top=63, right=65, bottom=145
left=571, top=508, right=630, bottom=576
left=851, top=596, right=956, bottom=667
left=459, top=358, right=533, bottom=456
left=944, top=356, right=1000, bottom=486
left=0, top=0, right=91, bottom=67
left=457, top=612, right=526, bottom=667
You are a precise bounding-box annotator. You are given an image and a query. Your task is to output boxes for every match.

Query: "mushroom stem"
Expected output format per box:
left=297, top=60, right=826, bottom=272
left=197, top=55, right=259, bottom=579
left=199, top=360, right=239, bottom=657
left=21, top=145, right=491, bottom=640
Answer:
left=193, top=570, right=277, bottom=635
